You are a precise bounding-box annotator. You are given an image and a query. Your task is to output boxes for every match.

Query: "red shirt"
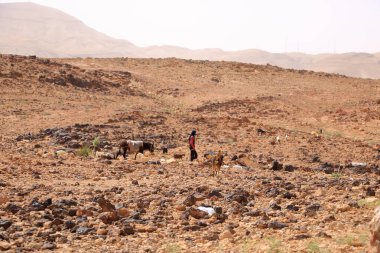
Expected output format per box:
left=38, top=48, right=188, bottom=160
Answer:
left=189, top=136, right=195, bottom=149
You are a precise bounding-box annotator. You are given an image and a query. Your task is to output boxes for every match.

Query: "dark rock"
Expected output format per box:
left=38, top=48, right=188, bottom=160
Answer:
left=51, top=218, right=64, bottom=226
left=270, top=202, right=282, bottom=211
left=304, top=203, right=321, bottom=217
left=352, top=180, right=361, bottom=186
left=132, top=180, right=139, bottom=185
left=348, top=200, right=360, bottom=208
left=208, top=189, right=223, bottom=198
left=64, top=220, right=76, bottom=229
left=291, top=234, right=311, bottom=240
left=366, top=188, right=376, bottom=196
left=271, top=160, right=283, bottom=171
left=121, top=224, right=135, bottom=235
left=268, top=221, right=288, bottom=229
left=316, top=231, right=332, bottom=238
left=244, top=210, right=261, bottom=217
left=183, top=225, right=201, bottom=231
left=5, top=203, right=21, bottom=214
left=56, top=199, right=78, bottom=207
left=76, top=227, right=93, bottom=235
left=97, top=196, right=115, bottom=212
left=312, top=156, right=320, bottom=163
left=266, top=187, right=280, bottom=198
left=286, top=204, right=300, bottom=211
left=98, top=212, right=119, bottom=224
left=0, top=220, right=12, bottom=230
left=284, top=165, right=296, bottom=172
left=282, top=192, right=296, bottom=199
left=30, top=198, right=52, bottom=211
left=214, top=206, right=223, bottom=214
left=226, top=189, right=250, bottom=205
left=42, top=242, right=56, bottom=250
left=183, top=194, right=196, bottom=206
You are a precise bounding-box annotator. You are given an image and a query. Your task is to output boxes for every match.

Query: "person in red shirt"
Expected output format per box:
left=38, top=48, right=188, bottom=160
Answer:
left=188, top=129, right=198, bottom=161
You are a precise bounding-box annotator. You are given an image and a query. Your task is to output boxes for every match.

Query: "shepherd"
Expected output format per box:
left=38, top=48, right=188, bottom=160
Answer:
left=188, top=129, right=198, bottom=162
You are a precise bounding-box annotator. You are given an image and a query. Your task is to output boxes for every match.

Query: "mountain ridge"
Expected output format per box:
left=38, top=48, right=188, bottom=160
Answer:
left=1, top=2, right=380, bottom=78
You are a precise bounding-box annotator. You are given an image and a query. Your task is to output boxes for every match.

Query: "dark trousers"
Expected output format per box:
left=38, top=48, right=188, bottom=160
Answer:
left=190, top=149, right=198, bottom=161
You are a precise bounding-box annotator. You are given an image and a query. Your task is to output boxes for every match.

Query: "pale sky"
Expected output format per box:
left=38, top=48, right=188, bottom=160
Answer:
left=1, top=0, right=380, bottom=54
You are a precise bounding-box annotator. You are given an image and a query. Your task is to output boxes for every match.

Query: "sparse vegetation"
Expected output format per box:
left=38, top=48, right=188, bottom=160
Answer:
left=323, top=130, right=344, bottom=139
left=92, top=136, right=100, bottom=151
left=331, top=172, right=342, bottom=179
left=358, top=198, right=380, bottom=208
left=267, top=237, right=283, bottom=253
left=307, top=241, right=330, bottom=253
left=165, top=244, right=181, bottom=253
left=77, top=145, right=92, bottom=157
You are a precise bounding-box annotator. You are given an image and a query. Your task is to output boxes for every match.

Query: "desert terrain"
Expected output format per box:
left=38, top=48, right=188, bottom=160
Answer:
left=0, top=54, right=379, bottom=252
left=2, top=2, right=380, bottom=79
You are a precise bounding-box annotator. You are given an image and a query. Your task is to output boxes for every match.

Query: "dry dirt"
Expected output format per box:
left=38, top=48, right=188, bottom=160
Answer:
left=0, top=54, right=379, bottom=252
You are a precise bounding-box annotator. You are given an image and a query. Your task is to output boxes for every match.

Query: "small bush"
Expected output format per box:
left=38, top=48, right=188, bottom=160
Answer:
left=78, top=145, right=92, bottom=157
left=165, top=244, right=181, bottom=253
left=92, top=136, right=100, bottom=150
left=331, top=172, right=342, bottom=179
left=267, top=237, right=282, bottom=253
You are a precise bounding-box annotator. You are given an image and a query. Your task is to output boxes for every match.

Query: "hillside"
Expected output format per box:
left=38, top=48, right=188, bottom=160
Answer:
left=1, top=2, right=380, bottom=79
left=0, top=2, right=139, bottom=57
left=0, top=54, right=379, bottom=252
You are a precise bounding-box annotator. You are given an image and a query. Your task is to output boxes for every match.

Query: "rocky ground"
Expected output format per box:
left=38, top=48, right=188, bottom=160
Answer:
left=0, top=54, right=379, bottom=252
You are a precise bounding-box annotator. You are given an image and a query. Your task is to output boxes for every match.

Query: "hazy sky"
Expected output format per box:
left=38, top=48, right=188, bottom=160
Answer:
left=1, top=0, right=380, bottom=54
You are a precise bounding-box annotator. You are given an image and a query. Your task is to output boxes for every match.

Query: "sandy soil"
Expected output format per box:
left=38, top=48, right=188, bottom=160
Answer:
left=0, top=54, right=379, bottom=252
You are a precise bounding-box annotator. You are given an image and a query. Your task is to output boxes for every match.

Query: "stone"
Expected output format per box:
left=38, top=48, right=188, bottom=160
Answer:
left=98, top=212, right=119, bottom=224
left=42, top=242, right=56, bottom=250
left=0, top=195, right=8, bottom=205
left=117, top=208, right=130, bottom=218
left=227, top=189, right=250, bottom=205
left=175, top=204, right=186, bottom=211
left=271, top=160, right=283, bottom=170
left=121, top=224, right=135, bottom=235
left=219, top=230, right=234, bottom=240
left=268, top=221, right=288, bottom=229
left=0, top=220, right=12, bottom=230
left=183, top=194, right=196, bottom=206
left=64, top=220, right=76, bottom=229
left=367, top=188, right=376, bottom=196
left=188, top=207, right=208, bottom=219
left=0, top=241, right=11, bottom=251
left=97, top=197, right=115, bottom=212
left=76, top=227, right=93, bottom=235
left=284, top=165, right=296, bottom=172
left=97, top=228, right=108, bottom=235
left=4, top=203, right=21, bottom=214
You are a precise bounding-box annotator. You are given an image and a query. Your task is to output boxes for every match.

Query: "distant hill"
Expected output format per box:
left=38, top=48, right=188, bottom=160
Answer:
left=0, top=2, right=139, bottom=57
left=1, top=2, right=380, bottom=79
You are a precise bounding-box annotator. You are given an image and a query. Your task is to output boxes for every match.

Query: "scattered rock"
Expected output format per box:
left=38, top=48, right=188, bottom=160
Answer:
left=0, top=241, right=11, bottom=251
left=188, top=207, right=208, bottom=219
left=76, top=227, right=93, bottom=235
left=97, top=196, right=116, bottom=212
left=42, top=242, right=56, bottom=250
left=271, top=160, right=283, bottom=170
left=183, top=194, right=196, bottom=206
left=0, top=220, right=12, bottom=230
left=268, top=221, right=288, bottom=229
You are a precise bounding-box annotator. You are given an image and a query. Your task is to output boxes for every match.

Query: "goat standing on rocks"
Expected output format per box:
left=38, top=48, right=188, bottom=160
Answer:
left=116, top=140, right=154, bottom=160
